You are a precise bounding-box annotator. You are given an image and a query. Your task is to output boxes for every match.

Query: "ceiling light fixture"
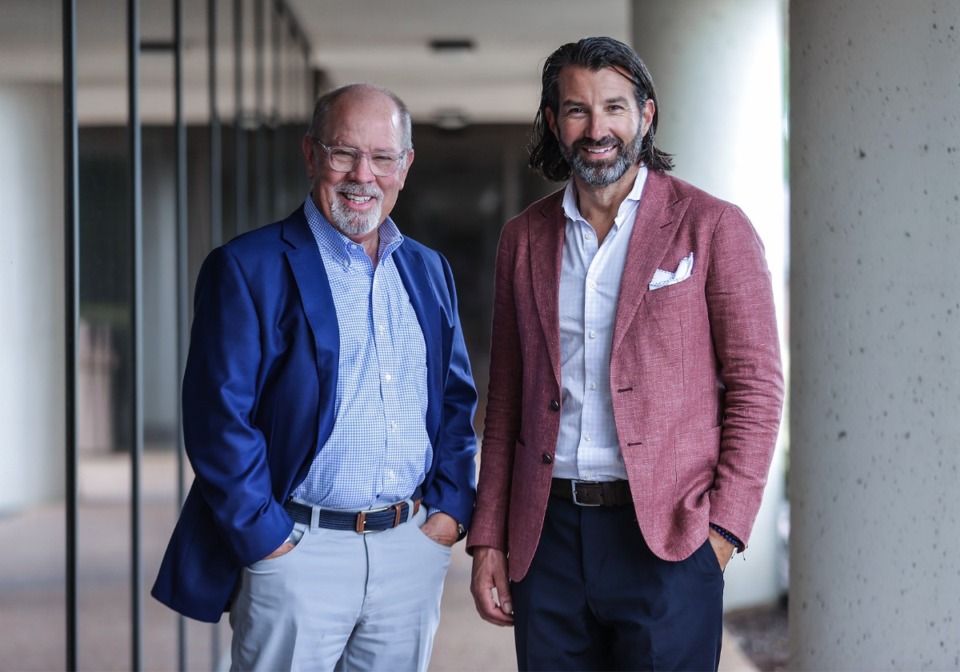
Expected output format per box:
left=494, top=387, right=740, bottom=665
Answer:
left=428, top=38, right=475, bottom=53
left=433, top=108, right=469, bottom=131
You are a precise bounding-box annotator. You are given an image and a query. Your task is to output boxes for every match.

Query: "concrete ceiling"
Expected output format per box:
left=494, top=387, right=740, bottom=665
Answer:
left=0, top=0, right=630, bottom=125
left=290, top=0, right=630, bottom=124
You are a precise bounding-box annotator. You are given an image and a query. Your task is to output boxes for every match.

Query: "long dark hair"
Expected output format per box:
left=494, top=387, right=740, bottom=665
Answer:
left=529, top=37, right=674, bottom=181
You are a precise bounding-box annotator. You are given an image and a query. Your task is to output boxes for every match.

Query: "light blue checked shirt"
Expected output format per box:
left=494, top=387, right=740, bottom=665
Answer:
left=554, top=167, right=648, bottom=482
left=290, top=196, right=431, bottom=510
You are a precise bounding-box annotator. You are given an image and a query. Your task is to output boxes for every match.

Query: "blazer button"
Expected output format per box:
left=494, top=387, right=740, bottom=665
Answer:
left=549, top=399, right=560, bottom=411
left=541, top=453, right=553, bottom=464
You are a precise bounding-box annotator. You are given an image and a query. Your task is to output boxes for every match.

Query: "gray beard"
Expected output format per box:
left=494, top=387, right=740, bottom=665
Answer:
left=561, top=125, right=645, bottom=187
left=330, top=185, right=383, bottom=236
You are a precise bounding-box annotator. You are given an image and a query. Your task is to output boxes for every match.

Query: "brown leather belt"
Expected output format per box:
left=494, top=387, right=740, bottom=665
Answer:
left=550, top=478, right=632, bottom=507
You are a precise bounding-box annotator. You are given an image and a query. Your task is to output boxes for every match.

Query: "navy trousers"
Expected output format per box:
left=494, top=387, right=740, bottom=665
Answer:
left=511, top=496, right=724, bottom=671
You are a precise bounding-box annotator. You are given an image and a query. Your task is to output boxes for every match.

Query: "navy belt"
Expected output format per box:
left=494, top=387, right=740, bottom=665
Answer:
left=284, top=494, right=421, bottom=534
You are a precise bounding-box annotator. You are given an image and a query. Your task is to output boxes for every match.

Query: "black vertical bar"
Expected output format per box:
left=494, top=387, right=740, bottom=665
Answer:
left=173, top=0, right=189, bottom=664
left=285, top=15, right=296, bottom=201
left=127, top=0, right=145, bottom=668
left=62, top=0, right=79, bottom=666
left=299, top=36, right=310, bottom=194
left=208, top=0, right=224, bottom=663
left=254, top=0, right=266, bottom=227
left=301, top=42, right=310, bottom=121
left=209, top=0, right=223, bottom=249
left=290, top=23, right=300, bottom=123
left=271, top=1, right=282, bottom=218
left=234, top=0, right=247, bottom=234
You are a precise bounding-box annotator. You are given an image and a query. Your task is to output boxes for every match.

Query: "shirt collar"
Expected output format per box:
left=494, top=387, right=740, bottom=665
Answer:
left=561, top=164, right=649, bottom=230
left=303, top=193, right=404, bottom=264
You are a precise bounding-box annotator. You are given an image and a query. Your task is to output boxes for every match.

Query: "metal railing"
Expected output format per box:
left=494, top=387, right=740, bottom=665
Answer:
left=61, top=0, right=315, bottom=668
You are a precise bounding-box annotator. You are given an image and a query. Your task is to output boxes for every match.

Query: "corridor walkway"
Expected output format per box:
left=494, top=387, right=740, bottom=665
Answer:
left=0, top=451, right=756, bottom=671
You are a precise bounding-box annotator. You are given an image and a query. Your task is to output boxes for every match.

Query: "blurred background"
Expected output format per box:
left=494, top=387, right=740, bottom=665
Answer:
left=3, top=1, right=959, bottom=670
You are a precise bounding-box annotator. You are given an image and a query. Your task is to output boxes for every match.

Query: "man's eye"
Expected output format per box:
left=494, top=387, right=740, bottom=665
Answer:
left=372, top=154, right=397, bottom=164
left=331, top=149, right=357, bottom=160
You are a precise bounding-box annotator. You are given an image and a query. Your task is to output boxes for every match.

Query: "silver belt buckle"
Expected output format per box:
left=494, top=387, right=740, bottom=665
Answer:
left=570, top=480, right=601, bottom=507
left=354, top=502, right=401, bottom=534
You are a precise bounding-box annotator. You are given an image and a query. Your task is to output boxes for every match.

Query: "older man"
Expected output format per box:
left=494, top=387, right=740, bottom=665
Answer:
left=468, top=37, right=784, bottom=670
left=153, top=83, right=477, bottom=671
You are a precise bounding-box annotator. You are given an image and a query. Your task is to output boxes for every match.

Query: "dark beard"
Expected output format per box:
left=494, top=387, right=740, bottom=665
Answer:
left=560, top=125, right=644, bottom=186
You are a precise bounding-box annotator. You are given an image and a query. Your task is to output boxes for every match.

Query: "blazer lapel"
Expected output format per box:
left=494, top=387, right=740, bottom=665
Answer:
left=281, top=208, right=339, bottom=350
left=612, top=172, right=690, bottom=354
left=393, top=244, right=443, bottom=436
left=281, top=209, right=340, bottom=450
left=528, top=192, right=565, bottom=384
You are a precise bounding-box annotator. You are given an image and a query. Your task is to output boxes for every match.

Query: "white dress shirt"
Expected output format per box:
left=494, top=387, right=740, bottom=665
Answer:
left=553, top=167, right=648, bottom=481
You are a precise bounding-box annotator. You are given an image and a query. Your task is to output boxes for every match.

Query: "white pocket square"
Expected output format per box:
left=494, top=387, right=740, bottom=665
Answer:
left=648, top=252, right=694, bottom=290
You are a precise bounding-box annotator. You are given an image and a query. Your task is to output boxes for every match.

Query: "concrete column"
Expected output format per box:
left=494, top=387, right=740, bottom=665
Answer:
left=790, top=2, right=960, bottom=668
left=632, top=0, right=788, bottom=610
left=0, top=84, right=65, bottom=512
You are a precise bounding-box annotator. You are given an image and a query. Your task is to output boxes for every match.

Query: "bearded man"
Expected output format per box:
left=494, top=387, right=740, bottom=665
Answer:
left=153, top=83, right=478, bottom=672
left=467, top=37, right=784, bottom=671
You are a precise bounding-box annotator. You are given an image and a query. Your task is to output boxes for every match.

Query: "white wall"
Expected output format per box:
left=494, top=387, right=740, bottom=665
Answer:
left=632, top=0, right=789, bottom=610
left=0, top=83, right=66, bottom=512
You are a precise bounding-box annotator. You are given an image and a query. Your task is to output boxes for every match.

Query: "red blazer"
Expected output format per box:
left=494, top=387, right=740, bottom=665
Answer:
left=468, top=171, right=784, bottom=582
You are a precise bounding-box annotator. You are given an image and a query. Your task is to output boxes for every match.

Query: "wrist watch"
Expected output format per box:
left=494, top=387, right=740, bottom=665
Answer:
left=456, top=522, right=467, bottom=542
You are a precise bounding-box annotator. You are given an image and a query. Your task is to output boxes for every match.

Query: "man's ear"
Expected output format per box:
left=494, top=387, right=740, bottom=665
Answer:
left=397, top=149, right=414, bottom=189
left=641, top=99, right=656, bottom=138
left=545, top=107, right=559, bottom=139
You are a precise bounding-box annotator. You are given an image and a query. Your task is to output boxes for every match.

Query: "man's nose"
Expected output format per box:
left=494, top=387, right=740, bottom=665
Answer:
left=586, top=113, right=607, bottom=142
left=347, top=154, right=377, bottom=182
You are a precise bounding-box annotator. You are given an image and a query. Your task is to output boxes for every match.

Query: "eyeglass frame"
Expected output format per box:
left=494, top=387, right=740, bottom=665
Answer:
left=311, top=139, right=410, bottom=177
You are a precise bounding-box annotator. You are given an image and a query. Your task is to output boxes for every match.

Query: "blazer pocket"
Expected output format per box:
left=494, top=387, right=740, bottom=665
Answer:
left=646, top=277, right=699, bottom=302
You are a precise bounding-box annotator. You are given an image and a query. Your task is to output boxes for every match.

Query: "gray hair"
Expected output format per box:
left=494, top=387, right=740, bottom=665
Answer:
left=306, top=83, right=413, bottom=151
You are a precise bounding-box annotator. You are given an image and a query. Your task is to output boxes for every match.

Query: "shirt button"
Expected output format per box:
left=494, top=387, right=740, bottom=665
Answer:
left=541, top=453, right=553, bottom=464
left=390, top=421, right=398, bottom=431
left=589, top=382, right=597, bottom=390
left=550, top=399, right=560, bottom=411
left=384, top=373, right=392, bottom=382
left=589, top=330, right=597, bottom=339
left=588, top=280, right=598, bottom=290
left=584, top=232, right=593, bottom=240
left=584, top=434, right=593, bottom=442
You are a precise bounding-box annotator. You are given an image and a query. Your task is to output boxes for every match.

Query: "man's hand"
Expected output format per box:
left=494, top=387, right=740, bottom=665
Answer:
left=708, top=527, right=736, bottom=572
left=471, top=546, right=514, bottom=626
left=262, top=541, right=295, bottom=560
left=420, top=511, right=459, bottom=547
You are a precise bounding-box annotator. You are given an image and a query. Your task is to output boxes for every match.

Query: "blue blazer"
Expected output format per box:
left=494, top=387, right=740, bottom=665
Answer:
left=151, top=206, right=478, bottom=623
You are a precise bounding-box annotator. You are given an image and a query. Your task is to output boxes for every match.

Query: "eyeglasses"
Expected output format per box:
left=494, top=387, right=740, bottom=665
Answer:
left=313, top=140, right=407, bottom=177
